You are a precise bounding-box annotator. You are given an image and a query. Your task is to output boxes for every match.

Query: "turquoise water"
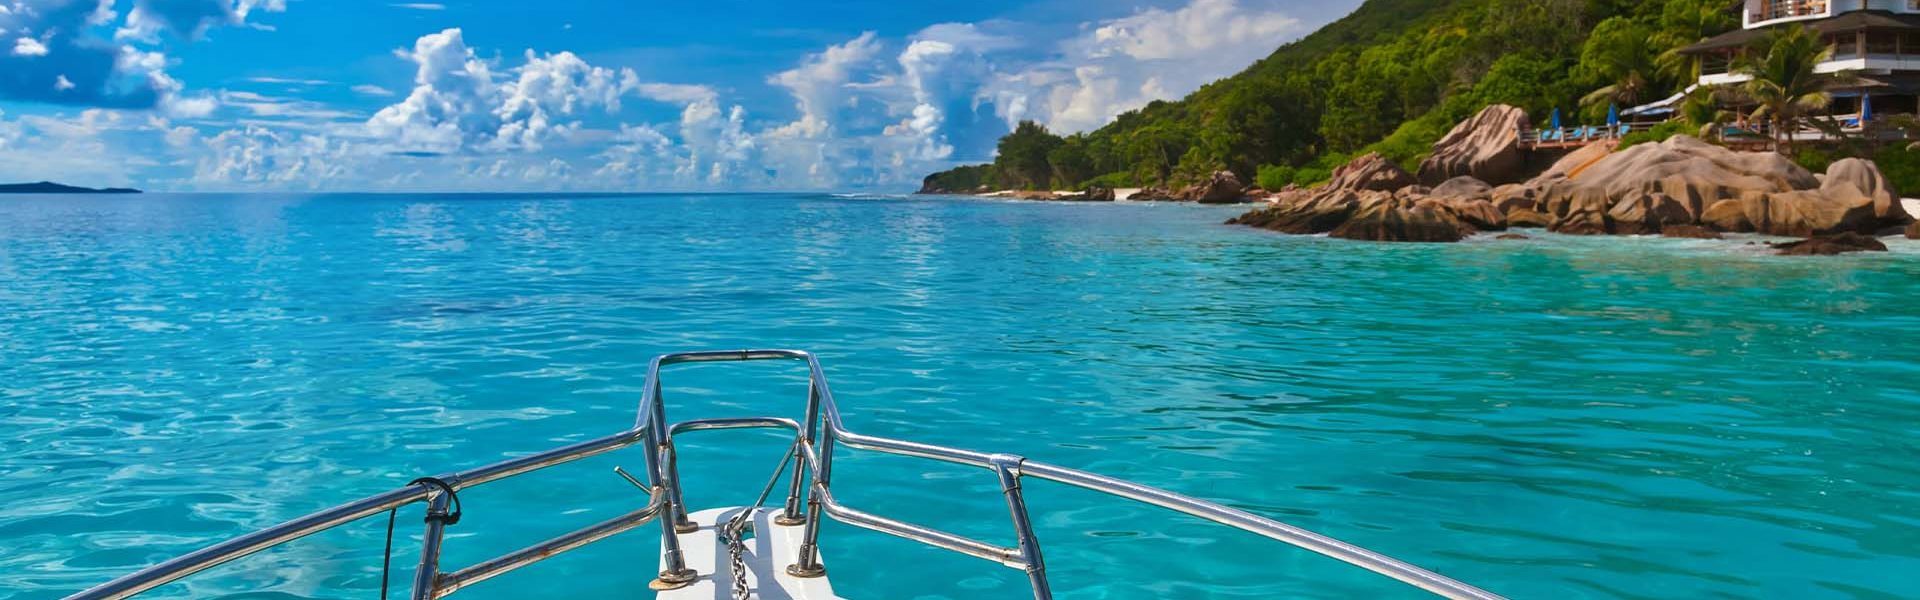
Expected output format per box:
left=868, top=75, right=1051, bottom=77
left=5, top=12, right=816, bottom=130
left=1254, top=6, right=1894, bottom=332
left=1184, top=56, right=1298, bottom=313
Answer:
left=3, top=193, right=1919, bottom=600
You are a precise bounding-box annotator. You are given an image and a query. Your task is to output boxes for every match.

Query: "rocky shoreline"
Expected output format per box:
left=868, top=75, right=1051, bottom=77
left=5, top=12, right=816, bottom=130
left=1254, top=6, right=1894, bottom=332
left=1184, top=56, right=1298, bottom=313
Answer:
left=1230, top=105, right=1919, bottom=255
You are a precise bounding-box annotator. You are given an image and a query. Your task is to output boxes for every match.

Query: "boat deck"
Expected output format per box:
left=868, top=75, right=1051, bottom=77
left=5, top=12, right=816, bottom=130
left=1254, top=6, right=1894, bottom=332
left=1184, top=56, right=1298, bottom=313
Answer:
left=657, top=507, right=842, bottom=600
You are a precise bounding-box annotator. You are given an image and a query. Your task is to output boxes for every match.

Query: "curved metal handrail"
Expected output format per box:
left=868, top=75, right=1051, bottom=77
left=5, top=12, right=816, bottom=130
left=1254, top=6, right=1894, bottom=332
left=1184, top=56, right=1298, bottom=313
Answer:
left=648, top=349, right=1502, bottom=600
left=64, top=427, right=653, bottom=600
left=65, top=349, right=1504, bottom=600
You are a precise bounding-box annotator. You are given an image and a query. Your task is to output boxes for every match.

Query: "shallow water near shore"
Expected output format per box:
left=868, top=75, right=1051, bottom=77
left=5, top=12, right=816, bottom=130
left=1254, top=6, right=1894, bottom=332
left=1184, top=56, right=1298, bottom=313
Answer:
left=2, top=192, right=1918, bottom=599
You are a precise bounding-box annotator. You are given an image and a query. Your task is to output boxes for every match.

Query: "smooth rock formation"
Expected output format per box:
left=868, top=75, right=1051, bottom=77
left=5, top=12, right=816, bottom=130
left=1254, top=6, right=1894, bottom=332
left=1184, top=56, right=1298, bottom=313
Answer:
left=1700, top=189, right=1883, bottom=236
left=1077, top=186, right=1117, bottom=202
left=1432, top=198, right=1507, bottom=230
left=1536, top=135, right=1804, bottom=231
left=1495, top=233, right=1531, bottom=240
left=1418, top=105, right=1530, bottom=186
left=1769, top=232, right=1889, bottom=256
left=1823, top=158, right=1910, bottom=223
left=1700, top=191, right=1765, bottom=232
left=1232, top=153, right=1501, bottom=241
left=1228, top=189, right=1364, bottom=234
left=1183, top=171, right=1250, bottom=204
left=1230, top=123, right=1911, bottom=247
left=1231, top=188, right=1488, bottom=242
left=1546, top=185, right=1616, bottom=235
left=1532, top=136, right=1917, bottom=236
left=1328, top=195, right=1478, bottom=242
left=1540, top=136, right=1815, bottom=231
left=1429, top=176, right=1494, bottom=201
left=1327, top=152, right=1417, bottom=192
left=1491, top=184, right=1540, bottom=214
left=1506, top=208, right=1552, bottom=228
left=1606, top=193, right=1696, bottom=235
left=1128, top=186, right=1175, bottom=201
left=1909, top=220, right=1920, bottom=239
left=1531, top=142, right=1615, bottom=184
left=1493, top=144, right=1614, bottom=216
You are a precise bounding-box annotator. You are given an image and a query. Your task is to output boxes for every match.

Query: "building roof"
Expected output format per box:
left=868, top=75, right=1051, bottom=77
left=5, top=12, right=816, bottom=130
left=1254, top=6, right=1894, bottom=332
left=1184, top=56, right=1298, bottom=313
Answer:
left=1680, top=10, right=1920, bottom=54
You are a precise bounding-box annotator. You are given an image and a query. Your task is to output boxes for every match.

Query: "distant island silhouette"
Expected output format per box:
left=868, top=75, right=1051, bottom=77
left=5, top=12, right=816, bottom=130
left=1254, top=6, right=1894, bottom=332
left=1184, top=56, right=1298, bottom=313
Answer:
left=0, top=181, right=143, bottom=194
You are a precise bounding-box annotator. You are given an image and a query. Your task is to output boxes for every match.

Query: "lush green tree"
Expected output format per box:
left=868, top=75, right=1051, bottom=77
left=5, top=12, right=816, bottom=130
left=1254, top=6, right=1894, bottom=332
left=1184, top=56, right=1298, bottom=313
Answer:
left=1577, top=17, right=1660, bottom=116
left=1255, top=164, right=1297, bottom=191
left=994, top=121, right=1065, bottom=190
left=1468, top=53, right=1574, bottom=117
left=1047, top=136, right=1095, bottom=189
left=1734, top=24, right=1841, bottom=153
left=918, top=164, right=998, bottom=193
left=1653, top=0, right=1740, bottom=83
left=1124, top=124, right=1189, bottom=187
left=1199, top=85, right=1282, bottom=176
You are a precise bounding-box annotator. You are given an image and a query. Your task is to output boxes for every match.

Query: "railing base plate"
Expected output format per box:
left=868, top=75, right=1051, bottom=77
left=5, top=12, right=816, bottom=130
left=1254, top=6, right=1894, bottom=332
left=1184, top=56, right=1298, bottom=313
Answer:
left=660, top=507, right=843, bottom=599
left=650, top=570, right=697, bottom=591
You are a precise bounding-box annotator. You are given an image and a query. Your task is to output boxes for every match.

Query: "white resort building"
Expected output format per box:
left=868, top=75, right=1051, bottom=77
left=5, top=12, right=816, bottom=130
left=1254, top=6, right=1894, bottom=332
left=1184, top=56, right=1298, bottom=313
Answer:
left=1681, top=1, right=1920, bottom=117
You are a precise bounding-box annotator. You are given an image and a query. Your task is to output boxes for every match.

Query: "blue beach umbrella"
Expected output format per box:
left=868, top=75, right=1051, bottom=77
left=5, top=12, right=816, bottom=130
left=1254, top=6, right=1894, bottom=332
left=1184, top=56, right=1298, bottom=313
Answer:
left=1550, top=108, right=1562, bottom=130
left=1861, top=94, right=1873, bottom=123
left=1607, top=103, right=1620, bottom=127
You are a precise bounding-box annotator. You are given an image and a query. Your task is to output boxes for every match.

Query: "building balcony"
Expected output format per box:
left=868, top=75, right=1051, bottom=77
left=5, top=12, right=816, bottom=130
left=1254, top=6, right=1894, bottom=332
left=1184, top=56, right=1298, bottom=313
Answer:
left=1747, top=0, right=1831, bottom=28
left=1700, top=55, right=1919, bottom=86
left=1751, top=0, right=1831, bottom=27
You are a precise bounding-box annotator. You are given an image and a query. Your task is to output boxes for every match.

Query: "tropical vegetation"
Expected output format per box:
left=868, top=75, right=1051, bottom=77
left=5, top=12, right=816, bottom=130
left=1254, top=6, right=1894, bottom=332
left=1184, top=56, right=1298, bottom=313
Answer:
left=925, top=0, right=1748, bottom=193
left=1730, top=24, right=1842, bottom=154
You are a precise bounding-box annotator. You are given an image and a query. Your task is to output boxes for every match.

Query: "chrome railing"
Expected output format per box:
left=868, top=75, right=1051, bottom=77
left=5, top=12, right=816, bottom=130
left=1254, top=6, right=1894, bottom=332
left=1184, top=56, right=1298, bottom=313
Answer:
left=65, top=350, right=1504, bottom=600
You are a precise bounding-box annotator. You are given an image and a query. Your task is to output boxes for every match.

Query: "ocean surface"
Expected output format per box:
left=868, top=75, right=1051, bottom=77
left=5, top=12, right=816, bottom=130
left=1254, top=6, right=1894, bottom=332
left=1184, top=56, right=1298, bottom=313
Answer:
left=2, top=192, right=1918, bottom=600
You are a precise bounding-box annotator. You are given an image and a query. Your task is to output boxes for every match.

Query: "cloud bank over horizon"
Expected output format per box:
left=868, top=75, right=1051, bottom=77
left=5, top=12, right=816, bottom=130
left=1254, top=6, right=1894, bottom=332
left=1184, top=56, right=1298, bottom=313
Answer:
left=0, top=0, right=1329, bottom=191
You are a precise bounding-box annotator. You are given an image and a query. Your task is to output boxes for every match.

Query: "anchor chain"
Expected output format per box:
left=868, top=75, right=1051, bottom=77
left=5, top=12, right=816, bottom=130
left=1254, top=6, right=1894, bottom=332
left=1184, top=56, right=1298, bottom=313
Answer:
left=717, top=518, right=753, bottom=600
left=714, top=435, right=804, bottom=600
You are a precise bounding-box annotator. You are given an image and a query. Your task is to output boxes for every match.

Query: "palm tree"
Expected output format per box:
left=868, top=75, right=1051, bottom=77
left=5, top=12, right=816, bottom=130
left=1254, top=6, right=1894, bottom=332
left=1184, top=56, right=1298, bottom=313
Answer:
left=1686, top=87, right=1744, bottom=141
left=1652, top=0, right=1740, bottom=85
left=1579, top=18, right=1660, bottom=116
left=1733, top=24, right=1843, bottom=154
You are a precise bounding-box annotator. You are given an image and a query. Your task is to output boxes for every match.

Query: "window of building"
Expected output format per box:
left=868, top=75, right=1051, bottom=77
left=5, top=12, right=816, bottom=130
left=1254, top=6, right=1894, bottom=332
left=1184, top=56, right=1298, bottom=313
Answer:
left=1702, top=53, right=1732, bottom=75
left=1867, top=32, right=1900, bottom=56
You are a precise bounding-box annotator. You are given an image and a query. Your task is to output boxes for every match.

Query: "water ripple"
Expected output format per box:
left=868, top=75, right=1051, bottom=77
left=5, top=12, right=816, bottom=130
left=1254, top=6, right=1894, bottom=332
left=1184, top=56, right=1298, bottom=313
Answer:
left=1, top=193, right=1917, bottom=599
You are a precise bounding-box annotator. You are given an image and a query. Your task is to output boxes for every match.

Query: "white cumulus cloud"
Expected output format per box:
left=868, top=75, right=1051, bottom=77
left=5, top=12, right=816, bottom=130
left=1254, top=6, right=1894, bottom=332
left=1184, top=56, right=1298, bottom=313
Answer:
left=367, top=28, right=714, bottom=155
left=768, top=31, right=883, bottom=140
left=7, top=0, right=1322, bottom=192
left=13, top=36, right=47, bottom=56
left=991, top=0, right=1304, bottom=133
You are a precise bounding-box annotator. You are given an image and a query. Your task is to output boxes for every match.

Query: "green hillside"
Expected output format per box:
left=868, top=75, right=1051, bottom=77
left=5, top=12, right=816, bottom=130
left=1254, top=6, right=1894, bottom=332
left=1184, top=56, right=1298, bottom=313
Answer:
left=923, top=0, right=1736, bottom=193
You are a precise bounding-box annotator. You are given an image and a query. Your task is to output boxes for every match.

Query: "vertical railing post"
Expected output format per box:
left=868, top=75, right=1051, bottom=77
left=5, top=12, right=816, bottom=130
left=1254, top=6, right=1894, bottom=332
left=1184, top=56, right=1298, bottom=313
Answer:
left=786, top=422, right=834, bottom=577
left=992, top=455, right=1051, bottom=600
left=661, top=440, right=694, bottom=532
left=776, top=375, right=820, bottom=526
left=409, top=493, right=453, bottom=600
left=643, top=369, right=697, bottom=590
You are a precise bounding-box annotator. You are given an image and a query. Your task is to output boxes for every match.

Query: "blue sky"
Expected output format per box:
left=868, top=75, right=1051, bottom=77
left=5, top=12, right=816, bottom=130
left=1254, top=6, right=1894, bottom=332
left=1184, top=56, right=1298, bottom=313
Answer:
left=0, top=0, right=1359, bottom=191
